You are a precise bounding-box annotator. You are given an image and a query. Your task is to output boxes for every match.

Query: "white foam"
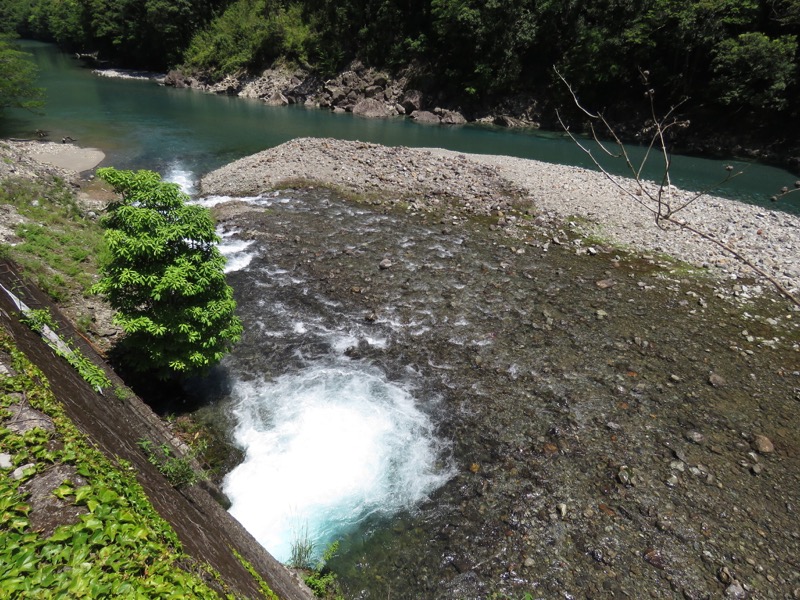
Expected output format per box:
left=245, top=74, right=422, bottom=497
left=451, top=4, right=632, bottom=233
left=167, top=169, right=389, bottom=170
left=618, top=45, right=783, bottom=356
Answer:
left=194, top=194, right=283, bottom=208
left=92, top=69, right=162, bottom=80
left=164, top=166, right=197, bottom=195
left=218, top=233, right=256, bottom=273
left=224, top=365, right=451, bottom=563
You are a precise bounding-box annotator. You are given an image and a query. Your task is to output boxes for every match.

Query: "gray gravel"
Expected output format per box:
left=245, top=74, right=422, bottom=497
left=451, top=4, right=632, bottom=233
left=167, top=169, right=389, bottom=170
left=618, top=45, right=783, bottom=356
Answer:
left=202, top=137, right=800, bottom=299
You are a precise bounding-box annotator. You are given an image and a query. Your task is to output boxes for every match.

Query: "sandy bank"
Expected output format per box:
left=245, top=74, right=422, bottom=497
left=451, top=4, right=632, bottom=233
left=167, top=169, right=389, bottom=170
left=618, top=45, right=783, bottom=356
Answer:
left=17, top=140, right=105, bottom=172
left=202, top=137, right=800, bottom=300
left=1, top=140, right=105, bottom=180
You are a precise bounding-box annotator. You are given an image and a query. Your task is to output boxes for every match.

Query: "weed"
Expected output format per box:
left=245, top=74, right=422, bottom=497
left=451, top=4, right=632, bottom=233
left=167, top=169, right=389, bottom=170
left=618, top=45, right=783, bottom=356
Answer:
left=114, top=385, right=133, bottom=401
left=75, top=311, right=93, bottom=333
left=303, top=541, right=344, bottom=599
left=289, top=522, right=315, bottom=569
left=137, top=438, right=206, bottom=488
left=19, top=307, right=57, bottom=332
left=232, top=550, right=280, bottom=600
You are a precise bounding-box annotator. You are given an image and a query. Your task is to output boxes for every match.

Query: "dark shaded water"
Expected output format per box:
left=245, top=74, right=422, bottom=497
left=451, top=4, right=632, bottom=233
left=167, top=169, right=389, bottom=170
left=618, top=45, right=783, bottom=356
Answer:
left=2, top=41, right=799, bottom=212
left=199, top=190, right=799, bottom=598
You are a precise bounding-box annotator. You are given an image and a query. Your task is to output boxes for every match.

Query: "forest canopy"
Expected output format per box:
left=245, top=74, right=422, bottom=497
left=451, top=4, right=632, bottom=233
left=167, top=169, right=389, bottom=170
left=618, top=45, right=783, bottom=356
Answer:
left=1, top=0, right=798, bottom=123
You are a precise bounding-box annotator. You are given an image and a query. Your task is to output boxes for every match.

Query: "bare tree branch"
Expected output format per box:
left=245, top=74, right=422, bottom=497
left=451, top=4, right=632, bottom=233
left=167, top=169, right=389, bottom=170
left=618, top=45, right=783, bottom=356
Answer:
left=554, top=67, right=798, bottom=307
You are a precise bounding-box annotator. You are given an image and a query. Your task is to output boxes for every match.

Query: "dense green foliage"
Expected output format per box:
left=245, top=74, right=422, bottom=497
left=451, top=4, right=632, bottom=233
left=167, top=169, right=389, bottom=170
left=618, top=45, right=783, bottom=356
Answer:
left=183, top=0, right=311, bottom=77
left=0, top=37, right=43, bottom=111
left=91, top=168, right=242, bottom=379
left=2, top=0, right=217, bottom=69
left=0, top=334, right=223, bottom=597
left=3, top=0, right=799, bottom=124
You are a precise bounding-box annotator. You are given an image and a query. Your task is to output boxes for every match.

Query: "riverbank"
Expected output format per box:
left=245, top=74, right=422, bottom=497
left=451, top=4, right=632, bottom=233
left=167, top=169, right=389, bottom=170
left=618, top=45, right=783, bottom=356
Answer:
left=202, top=137, right=800, bottom=302
left=2, top=140, right=105, bottom=175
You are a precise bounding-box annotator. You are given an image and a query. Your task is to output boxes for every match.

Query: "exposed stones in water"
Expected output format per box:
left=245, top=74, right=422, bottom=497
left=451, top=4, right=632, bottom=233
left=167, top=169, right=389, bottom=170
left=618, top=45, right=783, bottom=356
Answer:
left=209, top=186, right=800, bottom=599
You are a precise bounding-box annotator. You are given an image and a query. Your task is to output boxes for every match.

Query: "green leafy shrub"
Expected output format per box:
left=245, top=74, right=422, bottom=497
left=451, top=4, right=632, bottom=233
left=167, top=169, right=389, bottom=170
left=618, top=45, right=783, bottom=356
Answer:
left=91, top=168, right=242, bottom=379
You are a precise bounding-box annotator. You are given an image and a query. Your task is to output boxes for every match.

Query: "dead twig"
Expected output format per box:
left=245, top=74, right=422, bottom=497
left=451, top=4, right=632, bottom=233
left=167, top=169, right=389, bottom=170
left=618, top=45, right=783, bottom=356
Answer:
left=554, top=67, right=799, bottom=307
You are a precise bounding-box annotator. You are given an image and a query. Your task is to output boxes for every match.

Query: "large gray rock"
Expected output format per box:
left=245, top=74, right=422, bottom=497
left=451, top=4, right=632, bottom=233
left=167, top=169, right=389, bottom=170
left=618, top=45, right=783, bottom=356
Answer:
left=364, top=85, right=384, bottom=98
left=441, top=110, right=467, bottom=125
left=265, top=91, right=289, bottom=106
left=401, top=90, right=424, bottom=113
left=410, top=110, right=441, bottom=124
left=353, top=98, right=393, bottom=118
left=325, top=86, right=347, bottom=105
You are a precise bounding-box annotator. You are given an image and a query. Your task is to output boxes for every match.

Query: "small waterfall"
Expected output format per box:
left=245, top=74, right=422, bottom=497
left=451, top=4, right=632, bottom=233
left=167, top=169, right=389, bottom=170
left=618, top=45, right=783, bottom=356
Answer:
left=163, top=164, right=197, bottom=196
left=223, top=364, right=451, bottom=563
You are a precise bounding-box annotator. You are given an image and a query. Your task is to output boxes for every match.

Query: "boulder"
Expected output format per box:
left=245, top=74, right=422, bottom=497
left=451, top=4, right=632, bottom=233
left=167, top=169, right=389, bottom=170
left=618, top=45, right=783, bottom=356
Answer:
left=364, top=85, right=384, bottom=98
left=265, top=92, right=289, bottom=106
left=410, top=110, right=441, bottom=124
left=287, top=75, right=322, bottom=103
left=401, top=90, right=424, bottom=113
left=353, top=98, right=393, bottom=118
left=325, top=86, right=347, bottom=105
left=163, top=70, right=188, bottom=88
left=493, top=115, right=526, bottom=128
left=341, top=71, right=362, bottom=89
left=441, top=110, right=467, bottom=125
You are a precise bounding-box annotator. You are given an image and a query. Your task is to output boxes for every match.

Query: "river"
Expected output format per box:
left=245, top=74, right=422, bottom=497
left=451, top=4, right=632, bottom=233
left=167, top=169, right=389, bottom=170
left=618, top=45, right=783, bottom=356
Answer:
left=5, top=41, right=800, bottom=598
left=2, top=41, right=799, bottom=211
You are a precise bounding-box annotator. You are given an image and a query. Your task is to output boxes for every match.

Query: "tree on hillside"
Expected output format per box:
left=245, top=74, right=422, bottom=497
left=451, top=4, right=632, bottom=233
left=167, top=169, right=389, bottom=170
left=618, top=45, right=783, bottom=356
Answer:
left=0, top=37, right=43, bottom=111
left=91, top=168, right=243, bottom=379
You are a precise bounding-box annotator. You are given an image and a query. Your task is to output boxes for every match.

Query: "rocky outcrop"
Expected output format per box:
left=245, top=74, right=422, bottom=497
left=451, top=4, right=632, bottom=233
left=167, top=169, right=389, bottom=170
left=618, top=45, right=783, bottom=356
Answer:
left=163, top=70, right=206, bottom=90
left=162, top=61, right=544, bottom=129
left=493, top=114, right=527, bottom=128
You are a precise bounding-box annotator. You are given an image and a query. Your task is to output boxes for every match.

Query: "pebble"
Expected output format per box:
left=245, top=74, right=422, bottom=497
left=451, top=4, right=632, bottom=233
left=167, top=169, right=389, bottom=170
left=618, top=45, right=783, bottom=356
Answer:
left=11, top=463, right=35, bottom=480
left=709, top=372, right=727, bottom=387
left=685, top=431, right=705, bottom=444
left=724, top=580, right=747, bottom=599
left=0, top=453, right=12, bottom=469
left=752, top=435, right=775, bottom=453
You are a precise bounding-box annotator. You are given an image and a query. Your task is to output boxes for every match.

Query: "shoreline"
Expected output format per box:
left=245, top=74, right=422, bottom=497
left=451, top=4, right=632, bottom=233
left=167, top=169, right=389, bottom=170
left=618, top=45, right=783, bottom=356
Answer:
left=0, top=139, right=106, bottom=179
left=202, top=137, right=800, bottom=301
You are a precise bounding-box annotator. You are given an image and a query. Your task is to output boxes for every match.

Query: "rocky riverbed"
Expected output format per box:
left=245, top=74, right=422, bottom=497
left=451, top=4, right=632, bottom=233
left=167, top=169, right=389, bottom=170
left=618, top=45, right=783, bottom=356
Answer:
left=202, top=137, right=800, bottom=301
left=201, top=139, right=800, bottom=599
